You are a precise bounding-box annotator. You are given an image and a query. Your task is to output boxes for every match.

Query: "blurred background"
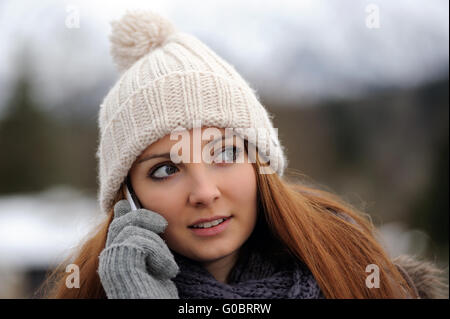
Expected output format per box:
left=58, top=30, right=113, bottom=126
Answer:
left=0, top=0, right=448, bottom=298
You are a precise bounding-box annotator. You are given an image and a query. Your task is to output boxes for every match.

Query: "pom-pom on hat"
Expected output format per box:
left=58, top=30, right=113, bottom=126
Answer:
left=109, top=11, right=177, bottom=73
left=96, top=10, right=288, bottom=215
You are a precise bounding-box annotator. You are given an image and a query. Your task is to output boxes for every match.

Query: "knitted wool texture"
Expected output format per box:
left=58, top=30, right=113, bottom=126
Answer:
left=172, top=249, right=324, bottom=299
left=96, top=10, right=288, bottom=215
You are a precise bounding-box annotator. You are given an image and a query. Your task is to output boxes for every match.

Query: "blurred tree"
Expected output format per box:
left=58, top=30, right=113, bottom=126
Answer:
left=0, top=55, right=98, bottom=195
left=0, top=72, right=60, bottom=193
left=409, top=79, right=449, bottom=252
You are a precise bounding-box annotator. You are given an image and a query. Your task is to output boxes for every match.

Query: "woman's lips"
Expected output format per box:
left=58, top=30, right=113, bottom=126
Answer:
left=189, top=217, right=232, bottom=237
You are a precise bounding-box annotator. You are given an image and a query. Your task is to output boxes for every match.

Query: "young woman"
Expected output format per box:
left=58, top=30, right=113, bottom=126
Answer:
left=39, top=10, right=446, bottom=299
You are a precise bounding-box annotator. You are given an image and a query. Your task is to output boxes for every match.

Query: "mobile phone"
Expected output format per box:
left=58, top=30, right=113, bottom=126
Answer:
left=124, top=176, right=142, bottom=211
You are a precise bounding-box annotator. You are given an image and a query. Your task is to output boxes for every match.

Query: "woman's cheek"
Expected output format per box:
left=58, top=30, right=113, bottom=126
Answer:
left=160, top=213, right=183, bottom=240
left=160, top=221, right=176, bottom=243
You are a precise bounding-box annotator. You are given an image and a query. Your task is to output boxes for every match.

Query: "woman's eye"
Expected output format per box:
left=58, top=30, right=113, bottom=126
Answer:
left=214, top=146, right=242, bottom=163
left=148, top=163, right=178, bottom=181
left=148, top=147, right=242, bottom=181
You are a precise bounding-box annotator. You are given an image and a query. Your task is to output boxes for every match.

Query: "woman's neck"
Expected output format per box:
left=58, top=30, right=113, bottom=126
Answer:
left=201, top=250, right=240, bottom=284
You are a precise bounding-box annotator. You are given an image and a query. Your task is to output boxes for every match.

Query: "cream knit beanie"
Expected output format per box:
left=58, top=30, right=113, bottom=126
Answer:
left=96, top=10, right=288, bottom=215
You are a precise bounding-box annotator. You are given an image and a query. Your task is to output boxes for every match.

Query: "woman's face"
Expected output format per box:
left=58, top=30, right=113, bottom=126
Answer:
left=127, top=127, right=258, bottom=263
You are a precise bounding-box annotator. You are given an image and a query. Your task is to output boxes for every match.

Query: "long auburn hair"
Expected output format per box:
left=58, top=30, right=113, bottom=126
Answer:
left=37, top=140, right=417, bottom=299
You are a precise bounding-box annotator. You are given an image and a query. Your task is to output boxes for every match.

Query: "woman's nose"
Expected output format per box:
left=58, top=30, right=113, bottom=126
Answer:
left=187, top=165, right=221, bottom=207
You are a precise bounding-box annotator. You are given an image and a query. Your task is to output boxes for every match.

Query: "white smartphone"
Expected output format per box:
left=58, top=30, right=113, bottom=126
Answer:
left=124, top=177, right=142, bottom=211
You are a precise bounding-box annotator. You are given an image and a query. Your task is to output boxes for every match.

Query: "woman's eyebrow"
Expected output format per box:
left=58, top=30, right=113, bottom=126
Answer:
left=136, top=135, right=232, bottom=165
left=136, top=152, right=171, bottom=164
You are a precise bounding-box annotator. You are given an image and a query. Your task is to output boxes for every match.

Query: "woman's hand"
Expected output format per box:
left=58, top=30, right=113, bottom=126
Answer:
left=98, top=200, right=179, bottom=299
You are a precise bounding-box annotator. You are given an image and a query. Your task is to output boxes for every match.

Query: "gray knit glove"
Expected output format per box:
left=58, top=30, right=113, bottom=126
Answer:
left=98, top=199, right=179, bottom=299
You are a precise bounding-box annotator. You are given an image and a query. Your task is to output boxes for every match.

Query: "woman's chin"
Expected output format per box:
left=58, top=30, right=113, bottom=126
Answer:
left=187, top=248, right=238, bottom=264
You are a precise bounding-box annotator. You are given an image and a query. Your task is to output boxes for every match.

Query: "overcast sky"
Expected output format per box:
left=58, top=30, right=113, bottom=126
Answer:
left=0, top=0, right=448, bottom=116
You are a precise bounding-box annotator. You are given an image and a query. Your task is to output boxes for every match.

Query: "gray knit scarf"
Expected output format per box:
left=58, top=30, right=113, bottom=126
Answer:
left=172, top=249, right=324, bottom=299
